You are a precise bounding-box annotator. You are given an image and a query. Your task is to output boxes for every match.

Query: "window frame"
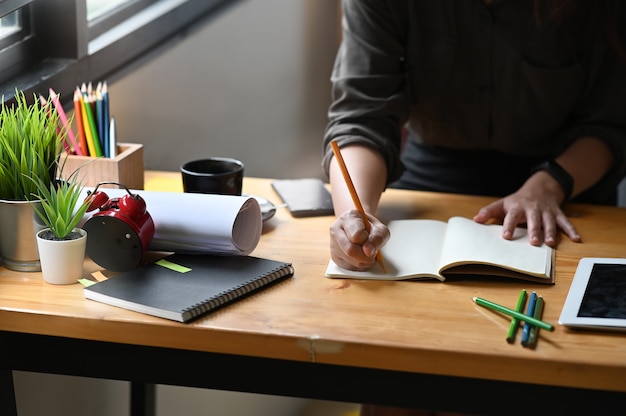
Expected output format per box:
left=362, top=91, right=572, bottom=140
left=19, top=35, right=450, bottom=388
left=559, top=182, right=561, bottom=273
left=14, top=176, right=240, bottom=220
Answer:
left=87, top=0, right=156, bottom=40
left=0, top=6, right=28, bottom=50
left=0, top=0, right=239, bottom=106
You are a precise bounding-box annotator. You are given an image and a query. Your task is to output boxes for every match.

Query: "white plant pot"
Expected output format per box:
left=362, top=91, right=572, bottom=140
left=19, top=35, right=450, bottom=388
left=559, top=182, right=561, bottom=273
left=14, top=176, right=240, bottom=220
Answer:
left=36, top=228, right=87, bottom=285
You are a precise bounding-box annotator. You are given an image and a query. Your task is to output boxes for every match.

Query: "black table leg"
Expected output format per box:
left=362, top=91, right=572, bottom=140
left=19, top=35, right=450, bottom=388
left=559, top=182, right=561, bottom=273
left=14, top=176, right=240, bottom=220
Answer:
left=130, top=382, right=156, bottom=416
left=1, top=370, right=18, bottom=416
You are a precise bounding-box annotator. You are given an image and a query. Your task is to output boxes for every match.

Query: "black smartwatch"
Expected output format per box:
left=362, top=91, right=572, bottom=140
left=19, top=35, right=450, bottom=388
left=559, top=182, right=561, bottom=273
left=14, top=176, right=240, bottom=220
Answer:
left=530, top=160, right=573, bottom=202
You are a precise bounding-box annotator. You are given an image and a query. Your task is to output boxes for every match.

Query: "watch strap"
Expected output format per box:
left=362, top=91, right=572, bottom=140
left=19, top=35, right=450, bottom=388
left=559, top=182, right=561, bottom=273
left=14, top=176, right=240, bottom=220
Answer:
left=530, top=160, right=573, bottom=202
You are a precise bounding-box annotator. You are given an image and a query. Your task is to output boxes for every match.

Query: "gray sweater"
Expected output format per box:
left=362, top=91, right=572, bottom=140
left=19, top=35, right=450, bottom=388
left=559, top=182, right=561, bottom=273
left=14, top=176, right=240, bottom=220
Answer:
left=322, top=0, right=626, bottom=202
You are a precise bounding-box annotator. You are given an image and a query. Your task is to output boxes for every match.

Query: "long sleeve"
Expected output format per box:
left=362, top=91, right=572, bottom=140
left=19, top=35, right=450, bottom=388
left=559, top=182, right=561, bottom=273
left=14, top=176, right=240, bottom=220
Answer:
left=322, top=0, right=410, bottom=183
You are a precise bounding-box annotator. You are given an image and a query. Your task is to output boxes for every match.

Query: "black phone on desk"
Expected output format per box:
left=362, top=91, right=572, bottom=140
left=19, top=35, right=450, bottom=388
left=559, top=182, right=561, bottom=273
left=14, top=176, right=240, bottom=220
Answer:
left=271, top=178, right=335, bottom=218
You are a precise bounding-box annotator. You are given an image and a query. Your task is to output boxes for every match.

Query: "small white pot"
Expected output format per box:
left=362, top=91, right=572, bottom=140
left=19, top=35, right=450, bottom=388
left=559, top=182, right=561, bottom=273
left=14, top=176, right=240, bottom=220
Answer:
left=36, top=228, right=87, bottom=285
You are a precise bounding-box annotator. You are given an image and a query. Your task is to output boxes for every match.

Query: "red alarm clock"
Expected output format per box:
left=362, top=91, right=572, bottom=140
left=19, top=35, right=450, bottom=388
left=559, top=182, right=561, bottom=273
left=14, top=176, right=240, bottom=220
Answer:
left=83, top=182, right=155, bottom=272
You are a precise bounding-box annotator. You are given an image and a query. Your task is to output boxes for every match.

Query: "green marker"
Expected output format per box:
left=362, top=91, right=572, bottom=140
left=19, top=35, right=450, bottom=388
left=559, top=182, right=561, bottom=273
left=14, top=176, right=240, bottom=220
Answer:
left=506, top=289, right=527, bottom=343
left=473, top=296, right=554, bottom=332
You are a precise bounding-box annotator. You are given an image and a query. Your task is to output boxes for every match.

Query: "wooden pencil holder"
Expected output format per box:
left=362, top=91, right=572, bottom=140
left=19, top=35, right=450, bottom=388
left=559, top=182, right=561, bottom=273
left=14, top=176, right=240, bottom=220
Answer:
left=62, top=143, right=145, bottom=190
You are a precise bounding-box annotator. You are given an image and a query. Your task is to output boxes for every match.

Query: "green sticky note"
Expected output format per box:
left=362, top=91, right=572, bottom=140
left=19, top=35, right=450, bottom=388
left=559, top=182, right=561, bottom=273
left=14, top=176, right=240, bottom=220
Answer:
left=156, top=259, right=192, bottom=273
left=78, top=278, right=96, bottom=287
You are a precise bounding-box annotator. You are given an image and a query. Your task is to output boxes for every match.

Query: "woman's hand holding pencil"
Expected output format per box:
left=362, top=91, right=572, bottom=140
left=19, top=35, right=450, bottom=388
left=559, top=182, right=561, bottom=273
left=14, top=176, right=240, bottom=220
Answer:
left=330, top=141, right=387, bottom=272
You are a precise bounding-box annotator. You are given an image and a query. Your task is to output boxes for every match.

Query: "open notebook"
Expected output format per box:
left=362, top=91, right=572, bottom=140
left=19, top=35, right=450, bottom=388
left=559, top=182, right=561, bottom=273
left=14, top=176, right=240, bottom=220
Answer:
left=326, top=216, right=554, bottom=283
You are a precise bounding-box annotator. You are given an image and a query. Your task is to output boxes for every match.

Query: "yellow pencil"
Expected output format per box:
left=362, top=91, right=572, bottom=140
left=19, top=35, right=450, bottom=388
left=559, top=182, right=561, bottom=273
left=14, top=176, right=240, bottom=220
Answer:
left=81, top=89, right=103, bottom=157
left=78, top=90, right=96, bottom=157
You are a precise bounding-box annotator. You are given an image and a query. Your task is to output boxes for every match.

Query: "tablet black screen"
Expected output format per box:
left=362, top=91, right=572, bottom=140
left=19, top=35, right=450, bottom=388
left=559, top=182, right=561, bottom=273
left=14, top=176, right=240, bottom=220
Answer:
left=578, top=263, right=626, bottom=319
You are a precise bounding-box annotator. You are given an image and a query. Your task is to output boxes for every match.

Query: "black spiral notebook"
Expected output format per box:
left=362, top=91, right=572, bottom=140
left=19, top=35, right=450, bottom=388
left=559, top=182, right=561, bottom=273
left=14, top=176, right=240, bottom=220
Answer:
left=84, top=253, right=294, bottom=323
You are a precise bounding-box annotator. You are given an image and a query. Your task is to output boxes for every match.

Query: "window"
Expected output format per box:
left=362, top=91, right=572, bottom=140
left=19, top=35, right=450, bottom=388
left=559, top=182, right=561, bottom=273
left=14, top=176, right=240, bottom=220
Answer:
left=0, top=0, right=239, bottom=105
left=0, top=8, right=21, bottom=40
left=0, top=1, right=35, bottom=89
left=87, top=0, right=137, bottom=21
left=87, top=0, right=156, bottom=40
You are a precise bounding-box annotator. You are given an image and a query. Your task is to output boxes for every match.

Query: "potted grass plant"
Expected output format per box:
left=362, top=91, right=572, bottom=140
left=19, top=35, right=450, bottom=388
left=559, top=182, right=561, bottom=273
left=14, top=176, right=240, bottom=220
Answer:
left=0, top=89, right=64, bottom=271
left=30, top=163, right=90, bottom=284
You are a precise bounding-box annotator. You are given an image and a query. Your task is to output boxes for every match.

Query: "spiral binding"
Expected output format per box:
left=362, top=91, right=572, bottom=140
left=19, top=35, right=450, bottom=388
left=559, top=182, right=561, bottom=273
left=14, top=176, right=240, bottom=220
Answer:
left=183, top=264, right=295, bottom=320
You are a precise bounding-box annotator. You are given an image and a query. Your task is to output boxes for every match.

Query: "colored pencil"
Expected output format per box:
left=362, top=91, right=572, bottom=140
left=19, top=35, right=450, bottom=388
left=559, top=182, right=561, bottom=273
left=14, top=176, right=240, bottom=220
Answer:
left=96, top=88, right=106, bottom=157
left=109, top=117, right=117, bottom=158
left=78, top=92, right=97, bottom=157
left=527, top=296, right=545, bottom=349
left=102, top=81, right=110, bottom=157
left=81, top=88, right=103, bottom=157
left=330, top=141, right=386, bottom=272
left=73, top=89, right=89, bottom=156
left=49, top=88, right=83, bottom=155
left=506, top=289, right=527, bottom=344
left=521, top=291, right=538, bottom=346
left=38, top=94, right=68, bottom=152
left=472, top=296, right=554, bottom=331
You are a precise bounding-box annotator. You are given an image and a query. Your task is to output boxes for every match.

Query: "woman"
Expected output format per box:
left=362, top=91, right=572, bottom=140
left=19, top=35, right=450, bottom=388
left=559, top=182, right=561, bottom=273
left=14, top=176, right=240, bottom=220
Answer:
left=324, top=0, right=626, bottom=272
left=323, top=1, right=626, bottom=414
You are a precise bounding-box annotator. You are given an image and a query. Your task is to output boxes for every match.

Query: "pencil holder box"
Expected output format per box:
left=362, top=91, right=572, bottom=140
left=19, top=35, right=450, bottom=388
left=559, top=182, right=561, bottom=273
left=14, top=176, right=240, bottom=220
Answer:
left=62, top=142, right=145, bottom=190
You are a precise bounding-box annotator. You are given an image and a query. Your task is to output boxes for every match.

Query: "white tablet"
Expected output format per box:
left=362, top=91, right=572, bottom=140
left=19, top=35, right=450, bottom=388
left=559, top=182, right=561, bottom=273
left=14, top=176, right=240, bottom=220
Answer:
left=559, top=257, right=626, bottom=331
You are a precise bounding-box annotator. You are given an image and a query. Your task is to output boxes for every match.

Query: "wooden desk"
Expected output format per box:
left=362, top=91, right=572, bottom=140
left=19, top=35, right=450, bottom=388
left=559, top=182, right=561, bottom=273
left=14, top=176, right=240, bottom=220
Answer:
left=2, top=171, right=626, bottom=415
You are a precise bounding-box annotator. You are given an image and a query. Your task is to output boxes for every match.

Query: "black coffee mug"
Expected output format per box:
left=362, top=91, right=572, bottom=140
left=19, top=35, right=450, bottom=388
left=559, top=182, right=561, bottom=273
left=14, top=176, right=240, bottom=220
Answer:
left=181, top=158, right=244, bottom=196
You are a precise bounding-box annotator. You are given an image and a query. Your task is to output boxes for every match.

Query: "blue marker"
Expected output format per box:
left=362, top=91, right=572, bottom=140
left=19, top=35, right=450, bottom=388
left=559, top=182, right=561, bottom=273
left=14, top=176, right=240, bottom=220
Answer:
left=521, top=291, right=537, bottom=347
